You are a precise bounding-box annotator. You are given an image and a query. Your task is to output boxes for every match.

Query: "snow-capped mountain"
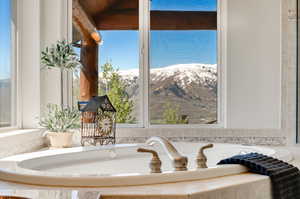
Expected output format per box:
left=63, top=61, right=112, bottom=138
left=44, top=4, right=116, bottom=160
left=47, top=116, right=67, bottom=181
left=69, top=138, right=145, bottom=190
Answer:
left=99, top=63, right=218, bottom=124
left=118, top=63, right=217, bottom=88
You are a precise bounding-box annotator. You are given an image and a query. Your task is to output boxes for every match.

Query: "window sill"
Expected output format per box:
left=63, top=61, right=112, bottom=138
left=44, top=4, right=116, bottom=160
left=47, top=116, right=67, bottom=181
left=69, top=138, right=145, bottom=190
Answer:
left=0, top=127, right=20, bottom=133
left=0, top=128, right=42, bottom=137
left=0, top=129, right=45, bottom=158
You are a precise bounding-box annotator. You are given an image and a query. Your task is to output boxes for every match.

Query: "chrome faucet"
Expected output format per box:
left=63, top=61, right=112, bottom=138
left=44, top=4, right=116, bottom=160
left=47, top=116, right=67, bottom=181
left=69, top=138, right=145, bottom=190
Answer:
left=146, top=136, right=188, bottom=171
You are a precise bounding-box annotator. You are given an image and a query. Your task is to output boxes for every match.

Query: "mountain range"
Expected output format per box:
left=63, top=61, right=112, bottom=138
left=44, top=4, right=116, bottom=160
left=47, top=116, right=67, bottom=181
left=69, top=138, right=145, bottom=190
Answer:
left=102, top=63, right=218, bottom=124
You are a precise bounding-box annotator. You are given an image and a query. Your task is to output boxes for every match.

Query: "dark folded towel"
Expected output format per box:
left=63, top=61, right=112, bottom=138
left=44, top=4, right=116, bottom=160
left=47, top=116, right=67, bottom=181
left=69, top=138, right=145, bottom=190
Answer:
left=218, top=153, right=300, bottom=199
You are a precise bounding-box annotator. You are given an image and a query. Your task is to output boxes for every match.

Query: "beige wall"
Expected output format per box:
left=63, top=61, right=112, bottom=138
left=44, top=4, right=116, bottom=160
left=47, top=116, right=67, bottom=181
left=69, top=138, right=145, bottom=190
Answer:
left=226, top=0, right=281, bottom=129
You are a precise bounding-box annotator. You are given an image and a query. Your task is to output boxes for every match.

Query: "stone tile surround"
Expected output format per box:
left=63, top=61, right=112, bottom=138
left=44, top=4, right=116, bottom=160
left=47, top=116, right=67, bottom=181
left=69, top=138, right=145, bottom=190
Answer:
left=71, top=130, right=287, bottom=146
left=116, top=136, right=286, bottom=146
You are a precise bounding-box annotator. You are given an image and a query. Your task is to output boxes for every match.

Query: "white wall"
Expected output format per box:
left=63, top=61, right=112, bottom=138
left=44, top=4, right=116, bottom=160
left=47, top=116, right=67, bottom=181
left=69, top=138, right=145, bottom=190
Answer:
left=40, top=0, right=71, bottom=112
left=18, top=0, right=41, bottom=128
left=16, top=0, right=71, bottom=127
left=226, top=0, right=281, bottom=129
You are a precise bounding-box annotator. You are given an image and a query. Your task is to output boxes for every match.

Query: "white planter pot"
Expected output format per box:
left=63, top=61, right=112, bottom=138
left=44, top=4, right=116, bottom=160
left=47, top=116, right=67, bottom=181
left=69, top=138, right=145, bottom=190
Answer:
left=47, top=132, right=73, bottom=148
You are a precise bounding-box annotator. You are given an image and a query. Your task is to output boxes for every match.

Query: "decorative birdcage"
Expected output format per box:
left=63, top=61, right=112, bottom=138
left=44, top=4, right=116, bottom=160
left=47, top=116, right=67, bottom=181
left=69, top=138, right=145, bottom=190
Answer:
left=78, top=95, right=116, bottom=146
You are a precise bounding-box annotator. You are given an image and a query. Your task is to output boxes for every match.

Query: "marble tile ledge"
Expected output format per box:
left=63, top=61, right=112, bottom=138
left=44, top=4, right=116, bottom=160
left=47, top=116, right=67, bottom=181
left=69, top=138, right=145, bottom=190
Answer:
left=116, top=136, right=286, bottom=146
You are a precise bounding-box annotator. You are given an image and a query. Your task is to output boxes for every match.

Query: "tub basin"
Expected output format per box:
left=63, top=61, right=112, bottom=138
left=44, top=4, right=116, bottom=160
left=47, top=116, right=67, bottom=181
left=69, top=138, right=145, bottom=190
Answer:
left=0, top=143, right=291, bottom=187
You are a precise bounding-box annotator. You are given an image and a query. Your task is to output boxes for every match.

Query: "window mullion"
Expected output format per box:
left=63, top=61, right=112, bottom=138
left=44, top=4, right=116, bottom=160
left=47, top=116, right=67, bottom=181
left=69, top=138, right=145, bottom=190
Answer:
left=144, top=0, right=150, bottom=128
left=139, top=0, right=150, bottom=128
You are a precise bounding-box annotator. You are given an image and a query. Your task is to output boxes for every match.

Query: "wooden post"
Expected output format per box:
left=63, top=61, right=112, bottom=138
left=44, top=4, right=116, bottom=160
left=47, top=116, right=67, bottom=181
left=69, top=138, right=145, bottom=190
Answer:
left=80, top=38, right=99, bottom=101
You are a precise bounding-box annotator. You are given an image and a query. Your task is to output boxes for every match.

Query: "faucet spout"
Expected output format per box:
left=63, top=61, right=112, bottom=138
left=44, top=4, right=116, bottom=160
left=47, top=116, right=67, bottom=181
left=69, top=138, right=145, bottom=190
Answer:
left=146, top=136, right=188, bottom=171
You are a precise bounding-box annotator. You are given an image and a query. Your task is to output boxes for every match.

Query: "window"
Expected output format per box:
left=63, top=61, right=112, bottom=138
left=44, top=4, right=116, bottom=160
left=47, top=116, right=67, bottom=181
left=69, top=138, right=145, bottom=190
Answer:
left=149, top=0, right=218, bottom=125
left=0, top=0, right=14, bottom=127
left=72, top=0, right=219, bottom=126
left=72, top=1, right=141, bottom=125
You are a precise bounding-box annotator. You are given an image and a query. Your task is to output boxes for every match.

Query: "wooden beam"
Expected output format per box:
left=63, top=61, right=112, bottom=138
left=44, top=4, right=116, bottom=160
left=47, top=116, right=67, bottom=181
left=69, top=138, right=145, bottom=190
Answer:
left=73, top=0, right=101, bottom=43
left=152, top=11, right=217, bottom=30
left=95, top=10, right=217, bottom=30
left=113, top=0, right=138, bottom=10
left=79, top=0, right=119, bottom=17
left=96, top=9, right=138, bottom=30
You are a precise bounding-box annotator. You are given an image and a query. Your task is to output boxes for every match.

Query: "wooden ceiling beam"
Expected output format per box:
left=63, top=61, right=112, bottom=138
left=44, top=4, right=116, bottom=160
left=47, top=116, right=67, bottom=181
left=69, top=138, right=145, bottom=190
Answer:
left=151, top=11, right=217, bottom=30
left=73, top=0, right=101, bottom=43
left=96, top=9, right=138, bottom=30
left=78, top=0, right=119, bottom=17
left=113, top=0, right=138, bottom=10
left=95, top=10, right=217, bottom=30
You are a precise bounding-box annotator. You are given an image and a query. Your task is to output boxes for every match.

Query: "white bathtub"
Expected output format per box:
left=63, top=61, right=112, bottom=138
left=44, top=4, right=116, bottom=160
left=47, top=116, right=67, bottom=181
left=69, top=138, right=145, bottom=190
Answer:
left=0, top=143, right=292, bottom=187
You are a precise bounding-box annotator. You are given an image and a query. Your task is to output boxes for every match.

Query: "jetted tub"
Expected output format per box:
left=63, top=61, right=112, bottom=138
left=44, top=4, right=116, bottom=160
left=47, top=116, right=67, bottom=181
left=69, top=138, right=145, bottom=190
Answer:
left=0, top=142, right=292, bottom=187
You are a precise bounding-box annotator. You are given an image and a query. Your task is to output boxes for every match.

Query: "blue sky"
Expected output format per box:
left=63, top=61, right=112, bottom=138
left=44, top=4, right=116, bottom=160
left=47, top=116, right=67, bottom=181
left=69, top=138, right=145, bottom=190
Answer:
left=99, top=30, right=217, bottom=70
left=99, top=0, right=217, bottom=70
left=0, top=0, right=11, bottom=79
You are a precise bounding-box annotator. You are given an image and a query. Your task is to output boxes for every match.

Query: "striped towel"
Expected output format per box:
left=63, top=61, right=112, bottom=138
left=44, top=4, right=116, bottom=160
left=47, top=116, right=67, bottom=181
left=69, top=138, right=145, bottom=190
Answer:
left=218, top=153, right=300, bottom=199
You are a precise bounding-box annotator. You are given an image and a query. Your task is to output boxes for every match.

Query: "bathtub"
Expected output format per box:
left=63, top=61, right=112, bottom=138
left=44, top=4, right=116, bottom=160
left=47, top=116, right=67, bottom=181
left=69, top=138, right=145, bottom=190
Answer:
left=0, top=142, right=292, bottom=187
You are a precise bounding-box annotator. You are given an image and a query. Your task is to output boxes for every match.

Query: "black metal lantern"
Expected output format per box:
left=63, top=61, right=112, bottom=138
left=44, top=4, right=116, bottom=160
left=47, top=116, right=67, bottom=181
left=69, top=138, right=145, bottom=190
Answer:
left=78, top=95, right=116, bottom=146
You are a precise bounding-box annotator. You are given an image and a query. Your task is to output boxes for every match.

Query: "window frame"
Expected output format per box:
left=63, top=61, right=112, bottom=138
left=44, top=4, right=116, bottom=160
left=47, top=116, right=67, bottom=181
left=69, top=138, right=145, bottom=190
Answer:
left=141, top=0, right=224, bottom=128
left=75, top=0, right=226, bottom=129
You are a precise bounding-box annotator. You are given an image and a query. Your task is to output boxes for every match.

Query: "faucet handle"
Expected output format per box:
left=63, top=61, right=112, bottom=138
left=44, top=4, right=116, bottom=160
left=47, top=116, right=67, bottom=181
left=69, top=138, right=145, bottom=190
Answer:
left=196, top=144, right=213, bottom=169
left=137, top=148, right=162, bottom=173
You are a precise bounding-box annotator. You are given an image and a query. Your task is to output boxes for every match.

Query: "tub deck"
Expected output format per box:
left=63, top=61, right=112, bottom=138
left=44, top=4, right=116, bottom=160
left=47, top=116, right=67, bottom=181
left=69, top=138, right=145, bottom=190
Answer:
left=0, top=145, right=296, bottom=199
left=0, top=172, right=272, bottom=199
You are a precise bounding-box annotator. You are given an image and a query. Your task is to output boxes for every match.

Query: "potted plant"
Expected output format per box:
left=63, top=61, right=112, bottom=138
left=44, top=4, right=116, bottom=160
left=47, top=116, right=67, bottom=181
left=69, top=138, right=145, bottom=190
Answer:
left=40, top=104, right=80, bottom=148
left=40, top=40, right=81, bottom=148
